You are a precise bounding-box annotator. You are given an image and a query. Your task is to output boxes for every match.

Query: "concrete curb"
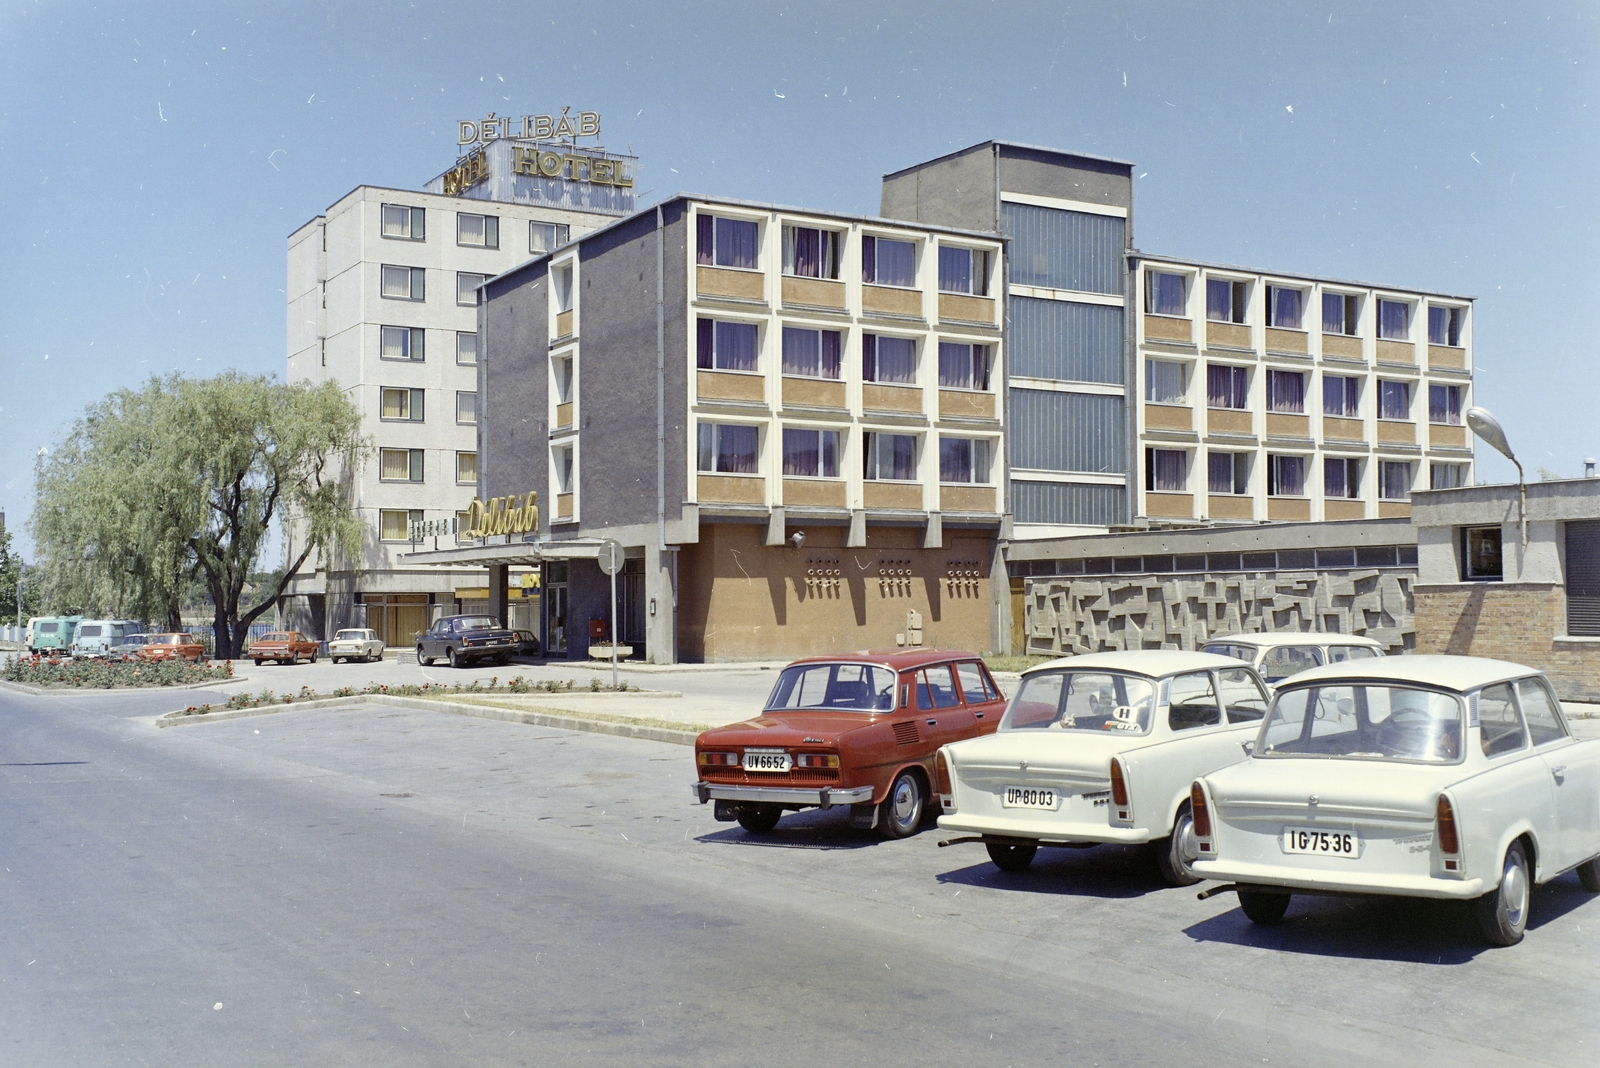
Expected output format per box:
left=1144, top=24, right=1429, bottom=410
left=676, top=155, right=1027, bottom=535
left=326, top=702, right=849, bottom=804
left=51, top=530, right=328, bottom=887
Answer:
left=154, top=693, right=701, bottom=746
left=0, top=675, right=239, bottom=697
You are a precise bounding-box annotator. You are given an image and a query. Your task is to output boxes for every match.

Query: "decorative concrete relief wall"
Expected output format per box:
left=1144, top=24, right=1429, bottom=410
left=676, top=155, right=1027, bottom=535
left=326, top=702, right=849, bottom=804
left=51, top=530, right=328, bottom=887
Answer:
left=1025, top=569, right=1416, bottom=656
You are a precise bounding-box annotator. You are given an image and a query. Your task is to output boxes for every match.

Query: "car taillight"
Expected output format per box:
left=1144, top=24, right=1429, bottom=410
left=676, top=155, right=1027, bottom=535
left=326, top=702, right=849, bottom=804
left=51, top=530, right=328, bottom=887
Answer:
left=697, top=752, right=738, bottom=766
left=1109, top=758, right=1128, bottom=806
left=795, top=753, right=839, bottom=769
left=1436, top=794, right=1459, bottom=855
left=1190, top=782, right=1212, bottom=838
left=934, top=750, right=952, bottom=795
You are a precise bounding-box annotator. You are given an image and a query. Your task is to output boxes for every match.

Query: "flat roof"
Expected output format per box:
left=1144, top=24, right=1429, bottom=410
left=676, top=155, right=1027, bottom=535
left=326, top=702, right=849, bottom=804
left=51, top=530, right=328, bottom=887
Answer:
left=1132, top=249, right=1476, bottom=302
left=883, top=139, right=1137, bottom=180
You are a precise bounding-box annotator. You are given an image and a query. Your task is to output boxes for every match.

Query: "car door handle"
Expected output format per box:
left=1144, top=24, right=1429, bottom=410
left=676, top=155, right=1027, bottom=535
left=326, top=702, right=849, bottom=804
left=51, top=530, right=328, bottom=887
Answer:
left=926, top=719, right=938, bottom=726
left=974, top=712, right=985, bottom=719
left=1551, top=765, right=1567, bottom=783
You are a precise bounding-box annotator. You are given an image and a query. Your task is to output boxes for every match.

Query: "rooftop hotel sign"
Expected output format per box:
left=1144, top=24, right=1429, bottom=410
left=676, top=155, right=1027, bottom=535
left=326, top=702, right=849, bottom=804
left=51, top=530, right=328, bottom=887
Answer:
left=458, top=108, right=601, bottom=145
left=428, top=107, right=635, bottom=216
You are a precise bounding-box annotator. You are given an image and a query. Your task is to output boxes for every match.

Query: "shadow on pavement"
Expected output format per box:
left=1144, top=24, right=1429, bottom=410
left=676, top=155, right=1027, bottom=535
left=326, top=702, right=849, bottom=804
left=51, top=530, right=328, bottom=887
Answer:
left=934, top=842, right=1165, bottom=899
left=1182, top=871, right=1598, bottom=964
left=693, top=805, right=900, bottom=850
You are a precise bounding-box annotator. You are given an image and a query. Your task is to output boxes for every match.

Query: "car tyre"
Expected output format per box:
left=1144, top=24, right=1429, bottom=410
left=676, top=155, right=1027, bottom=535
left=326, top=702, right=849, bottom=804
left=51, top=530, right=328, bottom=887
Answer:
left=878, top=769, right=925, bottom=840
left=308, top=651, right=317, bottom=664
left=416, top=646, right=430, bottom=667
left=1238, top=888, right=1291, bottom=924
left=1577, top=856, right=1600, bottom=892
left=253, top=659, right=262, bottom=667
left=736, top=804, right=781, bottom=834
left=1475, top=839, right=1530, bottom=946
left=986, top=841, right=1038, bottom=872
left=448, top=647, right=465, bottom=669
left=1155, top=802, right=1203, bottom=887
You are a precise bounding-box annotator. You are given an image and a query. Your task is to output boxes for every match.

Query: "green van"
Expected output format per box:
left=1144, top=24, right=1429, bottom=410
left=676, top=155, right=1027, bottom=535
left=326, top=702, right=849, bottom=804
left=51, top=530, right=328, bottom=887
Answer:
left=29, top=615, right=83, bottom=656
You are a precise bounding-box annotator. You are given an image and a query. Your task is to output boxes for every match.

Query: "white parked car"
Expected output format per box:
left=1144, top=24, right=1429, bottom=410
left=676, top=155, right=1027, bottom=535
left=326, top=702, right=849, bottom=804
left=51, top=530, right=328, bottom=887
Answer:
left=935, top=651, right=1272, bottom=885
left=1201, top=632, right=1385, bottom=685
left=328, top=628, right=385, bottom=664
left=1191, top=656, right=1600, bottom=946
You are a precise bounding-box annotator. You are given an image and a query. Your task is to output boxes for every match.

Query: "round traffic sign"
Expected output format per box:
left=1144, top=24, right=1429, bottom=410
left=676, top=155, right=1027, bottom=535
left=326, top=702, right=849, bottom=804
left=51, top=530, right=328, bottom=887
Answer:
left=597, top=538, right=626, bottom=576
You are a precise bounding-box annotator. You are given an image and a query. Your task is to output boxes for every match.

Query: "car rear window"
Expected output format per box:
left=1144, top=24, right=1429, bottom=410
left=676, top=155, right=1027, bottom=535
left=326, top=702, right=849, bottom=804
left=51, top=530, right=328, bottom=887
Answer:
left=79, top=626, right=102, bottom=637
left=1259, top=645, right=1322, bottom=682
left=453, top=617, right=498, bottom=632
left=39, top=623, right=58, bottom=634
left=1202, top=643, right=1253, bottom=663
left=1261, top=684, right=1463, bottom=763
left=1327, top=645, right=1379, bottom=663
left=765, top=663, right=895, bottom=712
left=1002, top=671, right=1157, bottom=734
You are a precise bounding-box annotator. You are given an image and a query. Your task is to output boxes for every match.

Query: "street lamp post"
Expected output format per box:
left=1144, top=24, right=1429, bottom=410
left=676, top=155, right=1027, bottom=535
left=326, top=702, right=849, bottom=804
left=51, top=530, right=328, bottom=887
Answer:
left=1465, top=406, right=1527, bottom=549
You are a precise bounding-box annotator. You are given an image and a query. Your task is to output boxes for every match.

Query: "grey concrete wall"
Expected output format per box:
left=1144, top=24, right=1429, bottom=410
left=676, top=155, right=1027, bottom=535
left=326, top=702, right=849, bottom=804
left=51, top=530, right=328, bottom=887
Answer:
left=880, top=144, right=997, bottom=232
left=480, top=259, right=550, bottom=510
left=997, top=145, right=1133, bottom=214
left=1007, top=517, right=1416, bottom=567
left=1412, top=478, right=1600, bottom=585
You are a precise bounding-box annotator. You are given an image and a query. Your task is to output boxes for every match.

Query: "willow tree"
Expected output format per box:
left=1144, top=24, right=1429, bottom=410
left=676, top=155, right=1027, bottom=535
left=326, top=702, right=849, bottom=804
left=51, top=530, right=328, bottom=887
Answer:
left=32, top=372, right=365, bottom=658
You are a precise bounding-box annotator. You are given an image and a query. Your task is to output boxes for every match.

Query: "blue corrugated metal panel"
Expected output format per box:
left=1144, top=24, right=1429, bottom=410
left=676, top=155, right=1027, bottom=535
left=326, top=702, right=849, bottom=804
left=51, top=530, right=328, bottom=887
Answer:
left=1009, top=296, right=1124, bottom=384
left=1009, top=389, right=1126, bottom=474
left=1012, top=481, right=1126, bottom=526
left=1002, top=203, right=1125, bottom=295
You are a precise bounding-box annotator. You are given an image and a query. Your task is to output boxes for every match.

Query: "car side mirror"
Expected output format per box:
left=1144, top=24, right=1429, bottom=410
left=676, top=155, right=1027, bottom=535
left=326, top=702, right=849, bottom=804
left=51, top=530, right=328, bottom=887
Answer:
left=1241, top=739, right=1255, bottom=756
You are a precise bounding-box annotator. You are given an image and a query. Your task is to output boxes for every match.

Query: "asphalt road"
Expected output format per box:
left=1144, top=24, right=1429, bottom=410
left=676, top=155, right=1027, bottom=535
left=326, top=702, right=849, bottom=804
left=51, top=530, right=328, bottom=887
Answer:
left=3, top=686, right=1597, bottom=1067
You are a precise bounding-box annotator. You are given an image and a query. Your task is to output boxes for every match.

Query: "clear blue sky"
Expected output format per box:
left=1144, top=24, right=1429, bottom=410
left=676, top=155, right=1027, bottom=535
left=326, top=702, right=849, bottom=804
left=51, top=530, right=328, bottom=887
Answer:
left=2, top=1, right=1595, bottom=556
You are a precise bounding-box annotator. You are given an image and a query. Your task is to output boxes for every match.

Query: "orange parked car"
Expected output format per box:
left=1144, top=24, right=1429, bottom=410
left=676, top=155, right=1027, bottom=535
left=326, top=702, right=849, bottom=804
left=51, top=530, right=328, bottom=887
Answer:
left=139, top=633, right=207, bottom=663
left=248, top=631, right=321, bottom=666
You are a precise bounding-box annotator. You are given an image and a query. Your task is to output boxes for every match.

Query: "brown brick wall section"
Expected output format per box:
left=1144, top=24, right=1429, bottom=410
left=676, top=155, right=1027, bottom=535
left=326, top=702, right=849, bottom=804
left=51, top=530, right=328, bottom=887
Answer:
left=1414, top=583, right=1600, bottom=701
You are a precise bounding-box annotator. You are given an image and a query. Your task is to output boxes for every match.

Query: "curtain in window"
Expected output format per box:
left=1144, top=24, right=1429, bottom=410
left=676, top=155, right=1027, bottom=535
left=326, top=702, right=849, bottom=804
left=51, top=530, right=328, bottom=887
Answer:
left=1205, top=279, right=1232, bottom=323
left=711, top=321, right=758, bottom=371
left=1378, top=300, right=1409, bottom=340
left=1269, top=287, right=1302, bottom=329
left=1323, top=376, right=1358, bottom=417
left=381, top=390, right=407, bottom=419
left=381, top=450, right=409, bottom=480
left=696, top=215, right=714, bottom=265
left=783, top=429, right=819, bottom=476
left=788, top=227, right=822, bottom=278
left=712, top=425, right=758, bottom=474
left=782, top=328, right=818, bottom=377
left=714, top=219, right=758, bottom=270
left=1268, top=455, right=1305, bottom=496
left=1266, top=370, right=1305, bottom=413
left=1429, top=384, right=1462, bottom=425
left=940, top=438, right=973, bottom=483
left=1378, top=380, right=1410, bottom=420
left=868, top=434, right=916, bottom=480
left=1322, top=293, right=1346, bottom=334
left=868, top=335, right=916, bottom=383
left=456, top=392, right=478, bottom=424
left=939, top=343, right=974, bottom=388
left=381, top=266, right=413, bottom=299
left=1206, top=364, right=1247, bottom=409
left=938, top=247, right=972, bottom=294
left=457, top=452, right=478, bottom=484
left=1149, top=273, right=1185, bottom=316
left=1324, top=458, right=1357, bottom=498
left=1145, top=360, right=1185, bottom=404
left=872, top=239, right=916, bottom=287
left=1431, top=463, right=1465, bottom=489
left=1149, top=449, right=1186, bottom=492
left=381, top=327, right=408, bottom=360
left=1428, top=307, right=1447, bottom=345
left=1208, top=452, right=1238, bottom=494
left=456, top=331, right=477, bottom=365
left=1380, top=461, right=1412, bottom=500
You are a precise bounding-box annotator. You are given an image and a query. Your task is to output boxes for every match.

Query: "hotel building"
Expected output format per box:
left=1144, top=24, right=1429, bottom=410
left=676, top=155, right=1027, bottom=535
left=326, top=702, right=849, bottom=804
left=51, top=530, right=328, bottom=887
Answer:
left=283, top=130, right=636, bottom=643
left=1131, top=255, right=1474, bottom=524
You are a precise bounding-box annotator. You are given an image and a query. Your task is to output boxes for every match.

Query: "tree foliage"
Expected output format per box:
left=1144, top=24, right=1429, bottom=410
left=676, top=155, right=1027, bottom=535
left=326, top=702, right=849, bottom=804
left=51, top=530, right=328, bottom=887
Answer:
left=0, top=527, right=41, bottom=627
left=31, top=372, right=366, bottom=658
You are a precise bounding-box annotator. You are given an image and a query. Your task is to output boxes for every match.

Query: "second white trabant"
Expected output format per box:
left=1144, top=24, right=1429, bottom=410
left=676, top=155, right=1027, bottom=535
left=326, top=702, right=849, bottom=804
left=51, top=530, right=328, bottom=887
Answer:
left=1191, top=656, right=1600, bottom=945
left=1202, top=632, right=1385, bottom=685
left=328, top=629, right=385, bottom=664
left=935, top=651, right=1271, bottom=884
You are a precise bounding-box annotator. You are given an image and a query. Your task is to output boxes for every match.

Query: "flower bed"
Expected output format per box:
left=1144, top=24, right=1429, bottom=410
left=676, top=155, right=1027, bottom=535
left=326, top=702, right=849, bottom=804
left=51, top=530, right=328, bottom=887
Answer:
left=171, top=675, right=632, bottom=716
left=4, top=656, right=235, bottom=689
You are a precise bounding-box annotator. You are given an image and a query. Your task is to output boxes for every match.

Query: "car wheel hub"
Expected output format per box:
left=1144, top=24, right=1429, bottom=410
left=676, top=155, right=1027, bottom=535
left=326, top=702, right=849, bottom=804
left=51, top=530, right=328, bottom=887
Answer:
left=892, top=781, right=917, bottom=824
left=1175, top=814, right=1199, bottom=865
left=1501, top=859, right=1527, bottom=925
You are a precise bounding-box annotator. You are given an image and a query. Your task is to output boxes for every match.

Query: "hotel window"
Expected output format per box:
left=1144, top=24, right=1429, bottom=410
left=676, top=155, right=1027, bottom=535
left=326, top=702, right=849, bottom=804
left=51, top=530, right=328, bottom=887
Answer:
left=380, top=508, right=424, bottom=542
left=380, top=326, right=425, bottom=362
left=1429, top=384, right=1464, bottom=425
left=530, top=221, right=570, bottom=255
left=1265, top=369, right=1306, bottom=414
left=1206, top=278, right=1247, bottom=324
left=1379, top=461, right=1413, bottom=501
left=1266, top=285, right=1304, bottom=330
left=937, top=342, right=992, bottom=390
left=1431, top=462, right=1467, bottom=489
left=864, top=432, right=918, bottom=481
left=1206, top=364, right=1249, bottom=409
left=455, top=391, right=478, bottom=425
left=938, top=246, right=990, bottom=296
left=1322, top=292, right=1359, bottom=336
left=456, top=213, right=499, bottom=249
left=552, top=355, right=574, bottom=404
left=381, top=265, right=425, bottom=301
left=861, top=235, right=916, bottom=288
left=782, top=225, right=841, bottom=280
left=940, top=437, right=993, bottom=484
left=456, top=451, right=478, bottom=485
left=456, top=272, right=488, bottom=307
left=696, top=423, right=759, bottom=474
left=1429, top=305, right=1464, bottom=346
left=1144, top=448, right=1187, bottom=492
left=1208, top=452, right=1249, bottom=495
left=381, top=204, right=425, bottom=240
left=1378, top=299, right=1411, bottom=340
left=1144, top=271, right=1186, bottom=316
left=380, top=387, right=424, bottom=421
left=380, top=448, right=424, bottom=483
left=552, top=444, right=576, bottom=494
left=1267, top=454, right=1307, bottom=497
left=696, top=318, right=759, bottom=372
left=1323, top=375, right=1360, bottom=417
left=1462, top=526, right=1503, bottom=580
left=780, top=327, right=842, bottom=379
left=1324, top=457, right=1361, bottom=499
left=1145, top=359, right=1187, bottom=404
left=1378, top=379, right=1411, bottom=420
left=553, top=263, right=574, bottom=313
left=455, top=331, right=478, bottom=366
left=782, top=428, right=840, bottom=478
left=862, top=334, right=917, bottom=384
left=696, top=214, right=759, bottom=270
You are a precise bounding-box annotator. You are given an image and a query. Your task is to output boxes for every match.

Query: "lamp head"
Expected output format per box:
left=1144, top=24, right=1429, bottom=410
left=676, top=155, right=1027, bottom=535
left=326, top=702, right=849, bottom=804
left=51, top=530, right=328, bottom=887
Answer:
left=788, top=530, right=805, bottom=550
left=1465, top=406, right=1515, bottom=462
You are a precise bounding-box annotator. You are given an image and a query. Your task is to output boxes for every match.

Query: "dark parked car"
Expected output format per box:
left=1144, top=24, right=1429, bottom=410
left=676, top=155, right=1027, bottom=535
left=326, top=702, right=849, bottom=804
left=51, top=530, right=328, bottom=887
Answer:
left=512, top=629, right=541, bottom=658
left=416, top=615, right=518, bottom=668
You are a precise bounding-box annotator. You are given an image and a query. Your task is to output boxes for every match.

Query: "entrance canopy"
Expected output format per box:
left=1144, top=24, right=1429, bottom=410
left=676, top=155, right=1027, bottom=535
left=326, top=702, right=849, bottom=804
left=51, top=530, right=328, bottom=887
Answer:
left=399, top=538, right=612, bottom=568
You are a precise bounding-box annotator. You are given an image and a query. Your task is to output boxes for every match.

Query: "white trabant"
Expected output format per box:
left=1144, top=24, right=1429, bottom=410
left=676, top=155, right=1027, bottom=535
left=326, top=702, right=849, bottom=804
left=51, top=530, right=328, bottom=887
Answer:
left=328, top=628, right=385, bottom=664
left=935, top=651, right=1271, bottom=884
left=1202, top=632, right=1385, bottom=685
left=1191, top=656, right=1600, bottom=945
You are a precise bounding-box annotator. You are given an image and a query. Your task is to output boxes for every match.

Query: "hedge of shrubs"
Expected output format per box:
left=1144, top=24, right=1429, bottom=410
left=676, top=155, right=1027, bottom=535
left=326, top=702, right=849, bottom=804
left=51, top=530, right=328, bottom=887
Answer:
left=4, top=656, right=235, bottom=689
left=173, top=675, right=631, bottom=715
